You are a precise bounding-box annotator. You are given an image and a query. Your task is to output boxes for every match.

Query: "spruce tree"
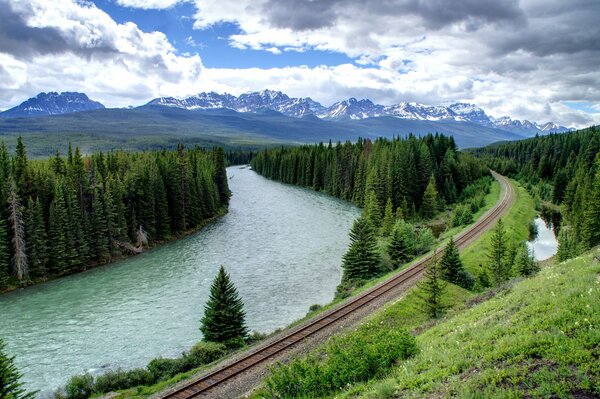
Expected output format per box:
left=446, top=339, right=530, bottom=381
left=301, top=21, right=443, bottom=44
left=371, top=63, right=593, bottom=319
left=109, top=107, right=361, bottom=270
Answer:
left=341, top=215, right=381, bottom=282
left=420, top=175, right=438, bottom=219
left=7, top=178, right=27, bottom=285
left=380, top=198, right=395, bottom=236
left=582, top=155, right=600, bottom=248
left=488, top=219, right=509, bottom=286
left=388, top=222, right=411, bottom=269
left=516, top=242, right=539, bottom=276
left=418, top=252, right=447, bottom=318
left=0, top=218, right=9, bottom=290
left=557, top=228, right=573, bottom=262
left=439, top=237, right=474, bottom=289
left=48, top=183, right=69, bottom=275
left=0, top=338, right=36, bottom=399
left=364, top=190, right=381, bottom=228
left=25, top=198, right=47, bottom=280
left=200, top=266, right=247, bottom=346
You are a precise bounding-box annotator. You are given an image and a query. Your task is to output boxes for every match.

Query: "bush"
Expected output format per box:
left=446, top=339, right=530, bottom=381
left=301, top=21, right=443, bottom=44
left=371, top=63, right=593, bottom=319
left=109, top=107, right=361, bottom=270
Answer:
left=245, top=331, right=268, bottom=345
left=63, top=373, right=94, bottom=399
left=93, top=368, right=154, bottom=393
left=456, top=269, right=475, bottom=290
left=147, top=357, right=189, bottom=381
left=188, top=341, right=228, bottom=365
left=265, top=327, right=418, bottom=398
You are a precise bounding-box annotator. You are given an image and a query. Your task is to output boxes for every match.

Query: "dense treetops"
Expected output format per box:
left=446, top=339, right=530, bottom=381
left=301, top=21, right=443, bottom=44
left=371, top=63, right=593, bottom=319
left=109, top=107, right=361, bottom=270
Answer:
left=474, top=127, right=600, bottom=257
left=0, top=139, right=230, bottom=290
left=251, top=134, right=489, bottom=218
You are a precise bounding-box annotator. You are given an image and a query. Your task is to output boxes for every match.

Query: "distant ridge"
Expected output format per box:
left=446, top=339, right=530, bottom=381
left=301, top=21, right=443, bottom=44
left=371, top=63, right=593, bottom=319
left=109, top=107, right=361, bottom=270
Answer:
left=0, top=92, right=105, bottom=118
left=146, top=90, right=571, bottom=136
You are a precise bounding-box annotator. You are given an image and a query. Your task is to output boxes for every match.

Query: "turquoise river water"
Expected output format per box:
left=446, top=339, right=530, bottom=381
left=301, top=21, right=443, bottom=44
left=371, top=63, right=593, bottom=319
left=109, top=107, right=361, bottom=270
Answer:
left=0, top=166, right=360, bottom=395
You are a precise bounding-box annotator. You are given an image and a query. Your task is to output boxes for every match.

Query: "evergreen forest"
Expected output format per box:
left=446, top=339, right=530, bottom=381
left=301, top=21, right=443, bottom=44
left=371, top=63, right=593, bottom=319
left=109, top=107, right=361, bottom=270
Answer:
left=473, top=127, right=600, bottom=259
left=0, top=139, right=230, bottom=291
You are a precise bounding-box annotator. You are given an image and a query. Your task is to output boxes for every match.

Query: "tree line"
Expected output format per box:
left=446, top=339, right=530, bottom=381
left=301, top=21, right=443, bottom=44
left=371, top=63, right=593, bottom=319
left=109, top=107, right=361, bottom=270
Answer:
left=251, top=134, right=489, bottom=219
left=473, top=127, right=600, bottom=259
left=0, top=139, right=230, bottom=290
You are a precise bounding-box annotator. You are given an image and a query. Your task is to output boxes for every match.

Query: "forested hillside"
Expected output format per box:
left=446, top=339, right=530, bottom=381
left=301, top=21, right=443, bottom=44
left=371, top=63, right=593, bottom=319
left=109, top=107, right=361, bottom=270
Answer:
left=251, top=134, right=488, bottom=218
left=0, top=140, right=230, bottom=291
left=473, top=127, right=600, bottom=258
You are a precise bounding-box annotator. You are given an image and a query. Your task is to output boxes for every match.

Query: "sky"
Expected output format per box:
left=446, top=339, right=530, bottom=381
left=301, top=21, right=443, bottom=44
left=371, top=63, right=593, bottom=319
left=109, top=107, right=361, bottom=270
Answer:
left=0, top=0, right=599, bottom=127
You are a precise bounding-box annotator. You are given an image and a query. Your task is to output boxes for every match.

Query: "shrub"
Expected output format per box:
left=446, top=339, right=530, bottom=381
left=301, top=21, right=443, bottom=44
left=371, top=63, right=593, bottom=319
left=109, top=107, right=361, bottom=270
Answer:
left=63, top=373, right=94, bottom=399
left=188, top=341, right=228, bottom=365
left=246, top=331, right=268, bottom=345
left=93, top=368, right=154, bottom=393
left=147, top=357, right=188, bottom=381
left=265, top=327, right=418, bottom=398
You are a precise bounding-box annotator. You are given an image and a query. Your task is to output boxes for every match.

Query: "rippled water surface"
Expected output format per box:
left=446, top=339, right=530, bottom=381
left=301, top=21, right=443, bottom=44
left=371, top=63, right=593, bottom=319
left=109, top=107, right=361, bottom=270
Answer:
left=0, top=167, right=360, bottom=395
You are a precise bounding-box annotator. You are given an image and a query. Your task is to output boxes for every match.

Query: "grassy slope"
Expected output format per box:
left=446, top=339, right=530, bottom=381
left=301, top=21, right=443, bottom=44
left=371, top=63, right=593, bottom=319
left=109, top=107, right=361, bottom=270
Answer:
left=342, top=248, right=600, bottom=399
left=461, top=181, right=536, bottom=275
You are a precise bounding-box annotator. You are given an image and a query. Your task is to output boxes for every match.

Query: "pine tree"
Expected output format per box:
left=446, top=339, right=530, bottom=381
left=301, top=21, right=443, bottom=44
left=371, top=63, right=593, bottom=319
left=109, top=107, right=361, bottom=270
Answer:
left=380, top=198, right=395, bottom=236
left=0, top=218, right=9, bottom=290
left=557, top=227, right=573, bottom=262
left=439, top=237, right=474, bottom=289
left=418, top=252, right=447, bottom=318
left=388, top=222, right=411, bottom=269
left=364, top=190, right=381, bottom=228
left=582, top=155, right=600, bottom=248
left=516, top=242, right=539, bottom=276
left=48, top=183, right=69, bottom=275
left=200, top=266, right=247, bottom=346
left=213, top=147, right=230, bottom=205
left=0, top=339, right=36, bottom=399
left=7, top=178, right=27, bottom=285
left=488, top=219, right=509, bottom=286
left=420, top=175, right=438, bottom=219
left=341, top=215, right=381, bottom=282
left=25, top=198, right=47, bottom=280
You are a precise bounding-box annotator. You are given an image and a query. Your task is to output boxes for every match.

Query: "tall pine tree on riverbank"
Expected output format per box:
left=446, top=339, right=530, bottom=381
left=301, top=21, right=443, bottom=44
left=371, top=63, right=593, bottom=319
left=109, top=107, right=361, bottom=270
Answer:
left=200, top=266, right=247, bottom=347
left=341, top=215, right=381, bottom=283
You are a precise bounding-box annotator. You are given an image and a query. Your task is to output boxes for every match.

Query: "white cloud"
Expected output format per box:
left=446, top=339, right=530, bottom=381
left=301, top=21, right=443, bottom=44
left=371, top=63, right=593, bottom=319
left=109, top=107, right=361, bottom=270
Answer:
left=0, top=0, right=598, bottom=128
left=115, top=0, right=185, bottom=9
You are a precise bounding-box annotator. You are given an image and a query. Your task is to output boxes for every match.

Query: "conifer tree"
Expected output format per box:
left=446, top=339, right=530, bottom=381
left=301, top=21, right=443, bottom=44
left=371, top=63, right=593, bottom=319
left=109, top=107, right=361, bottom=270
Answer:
left=488, top=219, right=509, bottom=286
left=213, top=147, right=230, bottom=205
left=439, top=237, right=474, bottom=289
left=388, top=222, right=411, bottom=269
left=7, top=178, right=27, bottom=284
left=25, top=198, right=47, bottom=280
left=200, top=266, right=247, bottom=345
left=582, top=155, right=600, bottom=248
left=0, top=218, right=9, bottom=289
left=516, top=242, right=539, bottom=276
left=418, top=252, right=446, bottom=318
left=0, top=339, right=35, bottom=399
left=557, top=228, right=573, bottom=262
left=341, top=215, right=381, bottom=282
left=48, top=183, right=68, bottom=275
left=420, top=175, right=438, bottom=219
left=364, top=190, right=381, bottom=228
left=380, top=198, right=395, bottom=236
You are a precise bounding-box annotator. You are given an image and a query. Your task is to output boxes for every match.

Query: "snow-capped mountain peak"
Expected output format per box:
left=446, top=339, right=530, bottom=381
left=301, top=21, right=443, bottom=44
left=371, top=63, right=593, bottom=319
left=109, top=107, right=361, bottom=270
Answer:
left=0, top=92, right=104, bottom=118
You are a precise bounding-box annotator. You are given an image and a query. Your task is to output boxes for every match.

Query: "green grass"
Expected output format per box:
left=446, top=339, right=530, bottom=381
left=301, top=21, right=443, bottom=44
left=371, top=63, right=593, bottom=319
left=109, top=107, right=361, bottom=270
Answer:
left=461, top=180, right=536, bottom=276
left=339, top=247, right=600, bottom=399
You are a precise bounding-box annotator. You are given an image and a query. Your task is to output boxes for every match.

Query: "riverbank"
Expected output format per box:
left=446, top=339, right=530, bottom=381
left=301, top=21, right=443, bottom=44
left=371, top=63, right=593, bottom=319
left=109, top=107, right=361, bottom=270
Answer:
left=0, top=206, right=229, bottom=296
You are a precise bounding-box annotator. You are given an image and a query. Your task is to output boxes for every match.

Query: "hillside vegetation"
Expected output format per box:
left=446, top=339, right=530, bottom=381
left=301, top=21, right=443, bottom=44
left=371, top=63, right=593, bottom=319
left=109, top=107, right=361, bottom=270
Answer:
left=338, top=247, right=600, bottom=399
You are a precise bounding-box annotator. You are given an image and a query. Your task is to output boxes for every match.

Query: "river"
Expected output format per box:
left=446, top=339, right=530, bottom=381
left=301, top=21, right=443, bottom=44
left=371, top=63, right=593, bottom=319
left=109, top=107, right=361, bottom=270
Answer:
left=0, top=166, right=360, bottom=395
left=527, top=217, right=559, bottom=261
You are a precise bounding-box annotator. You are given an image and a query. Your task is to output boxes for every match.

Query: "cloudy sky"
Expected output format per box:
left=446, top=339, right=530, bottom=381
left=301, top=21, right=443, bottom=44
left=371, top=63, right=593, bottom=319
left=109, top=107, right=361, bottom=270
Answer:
left=0, top=0, right=599, bottom=127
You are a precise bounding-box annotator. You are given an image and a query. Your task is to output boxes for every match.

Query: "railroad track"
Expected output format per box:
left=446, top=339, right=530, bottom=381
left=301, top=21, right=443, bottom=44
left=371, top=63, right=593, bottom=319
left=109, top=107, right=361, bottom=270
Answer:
left=161, top=171, right=514, bottom=399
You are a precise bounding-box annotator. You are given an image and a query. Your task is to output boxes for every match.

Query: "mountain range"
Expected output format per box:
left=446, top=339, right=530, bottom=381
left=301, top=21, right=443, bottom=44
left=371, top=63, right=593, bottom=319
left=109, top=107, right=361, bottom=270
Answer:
left=1, top=90, right=571, bottom=136
left=0, top=91, right=576, bottom=156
